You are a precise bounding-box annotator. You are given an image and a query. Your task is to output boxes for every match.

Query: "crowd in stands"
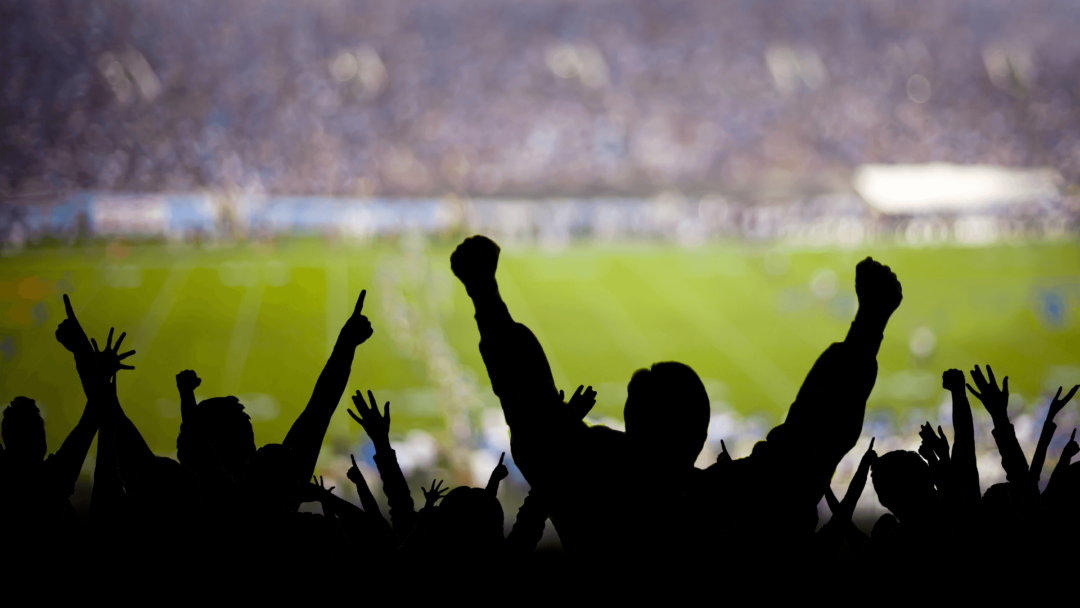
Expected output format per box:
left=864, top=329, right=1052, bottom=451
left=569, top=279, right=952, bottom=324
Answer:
left=3, top=234, right=1078, bottom=587
left=5, top=0, right=1080, bottom=199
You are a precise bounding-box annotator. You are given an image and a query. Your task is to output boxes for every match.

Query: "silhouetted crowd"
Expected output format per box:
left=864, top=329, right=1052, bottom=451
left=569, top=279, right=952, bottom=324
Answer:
left=3, top=234, right=1078, bottom=589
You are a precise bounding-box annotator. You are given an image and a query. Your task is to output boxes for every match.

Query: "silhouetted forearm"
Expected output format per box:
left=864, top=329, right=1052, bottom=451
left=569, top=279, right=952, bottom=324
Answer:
left=505, top=490, right=547, bottom=555
left=49, top=400, right=98, bottom=499
left=469, top=279, right=559, bottom=430
left=1027, top=421, right=1055, bottom=489
left=89, top=389, right=126, bottom=528
left=283, top=335, right=357, bottom=485
left=948, top=387, right=980, bottom=507
left=1043, top=450, right=1073, bottom=502
left=372, top=448, right=417, bottom=536
left=991, top=421, right=1029, bottom=484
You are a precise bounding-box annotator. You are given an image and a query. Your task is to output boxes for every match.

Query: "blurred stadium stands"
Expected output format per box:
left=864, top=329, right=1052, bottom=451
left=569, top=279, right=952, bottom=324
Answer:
left=4, top=0, right=1080, bottom=200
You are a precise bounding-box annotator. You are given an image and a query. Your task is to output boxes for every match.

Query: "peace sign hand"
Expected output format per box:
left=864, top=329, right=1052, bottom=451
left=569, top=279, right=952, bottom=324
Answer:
left=1048, top=385, right=1079, bottom=422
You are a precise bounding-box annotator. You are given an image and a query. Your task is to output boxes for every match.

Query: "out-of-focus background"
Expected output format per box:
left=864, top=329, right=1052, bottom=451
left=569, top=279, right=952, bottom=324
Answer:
left=2, top=0, right=1079, bottom=534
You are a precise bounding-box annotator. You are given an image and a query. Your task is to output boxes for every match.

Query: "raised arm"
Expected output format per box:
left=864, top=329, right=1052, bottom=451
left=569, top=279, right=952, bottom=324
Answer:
left=1043, top=429, right=1078, bottom=503
left=505, top=488, right=548, bottom=556
left=1029, top=385, right=1077, bottom=489
left=282, top=289, right=372, bottom=485
left=348, top=390, right=417, bottom=536
left=942, top=369, right=980, bottom=509
left=766, top=258, right=901, bottom=505
left=49, top=296, right=114, bottom=498
left=451, top=236, right=561, bottom=431
left=967, top=365, right=1028, bottom=485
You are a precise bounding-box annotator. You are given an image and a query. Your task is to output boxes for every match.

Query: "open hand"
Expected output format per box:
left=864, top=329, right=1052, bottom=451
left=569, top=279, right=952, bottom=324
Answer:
left=561, top=385, right=597, bottom=421
left=1048, top=385, right=1079, bottom=422
left=450, top=235, right=500, bottom=290
left=176, top=369, right=202, bottom=393
left=967, top=364, right=1009, bottom=422
left=854, top=257, right=902, bottom=320
left=918, top=423, right=949, bottom=462
left=340, top=290, right=373, bottom=347
left=92, top=327, right=136, bottom=377
left=348, top=390, right=391, bottom=447
left=942, top=369, right=965, bottom=392
left=422, top=479, right=449, bottom=509
left=55, top=294, right=90, bottom=353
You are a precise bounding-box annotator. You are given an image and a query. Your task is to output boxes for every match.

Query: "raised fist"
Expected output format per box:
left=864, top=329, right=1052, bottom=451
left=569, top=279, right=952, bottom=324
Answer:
left=176, top=370, right=202, bottom=393
left=942, top=369, right=965, bottom=392
left=855, top=257, right=902, bottom=320
left=450, top=235, right=501, bottom=290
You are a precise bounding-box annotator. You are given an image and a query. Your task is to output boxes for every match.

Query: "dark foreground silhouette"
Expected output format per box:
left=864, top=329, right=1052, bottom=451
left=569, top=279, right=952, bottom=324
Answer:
left=2, top=235, right=1078, bottom=589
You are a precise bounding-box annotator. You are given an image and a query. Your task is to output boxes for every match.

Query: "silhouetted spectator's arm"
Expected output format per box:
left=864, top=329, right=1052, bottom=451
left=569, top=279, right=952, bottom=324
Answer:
left=283, top=290, right=372, bottom=486
left=347, top=454, right=395, bottom=544
left=1029, top=385, right=1077, bottom=488
left=1043, top=429, right=1077, bottom=503
left=348, top=390, right=418, bottom=535
left=451, top=236, right=561, bottom=432
left=506, top=489, right=548, bottom=555
left=918, top=421, right=950, bottom=494
left=967, top=365, right=1028, bottom=484
left=770, top=258, right=901, bottom=498
left=88, top=377, right=127, bottom=529
left=396, top=480, right=449, bottom=557
left=942, top=369, right=980, bottom=509
left=50, top=297, right=115, bottom=498
left=174, top=370, right=240, bottom=498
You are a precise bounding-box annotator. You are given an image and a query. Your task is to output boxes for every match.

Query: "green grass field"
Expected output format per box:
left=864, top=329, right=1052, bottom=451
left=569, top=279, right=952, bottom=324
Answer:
left=2, top=237, right=1079, bottom=478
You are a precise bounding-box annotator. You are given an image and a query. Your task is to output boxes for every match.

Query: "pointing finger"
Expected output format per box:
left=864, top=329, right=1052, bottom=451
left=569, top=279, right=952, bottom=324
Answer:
left=63, top=294, right=76, bottom=320
left=868, top=437, right=875, bottom=451
left=354, top=289, right=367, bottom=315
left=499, top=451, right=505, bottom=465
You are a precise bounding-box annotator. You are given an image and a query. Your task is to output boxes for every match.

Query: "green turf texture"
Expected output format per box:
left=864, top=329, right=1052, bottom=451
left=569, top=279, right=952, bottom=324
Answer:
left=2, top=238, right=1078, bottom=458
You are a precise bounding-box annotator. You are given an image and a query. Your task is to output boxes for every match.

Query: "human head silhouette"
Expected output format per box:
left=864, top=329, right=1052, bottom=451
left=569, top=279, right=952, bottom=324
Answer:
left=2, top=397, right=46, bottom=463
left=871, top=450, right=935, bottom=520
left=435, top=486, right=505, bottom=556
left=176, top=396, right=255, bottom=481
left=624, top=362, right=710, bottom=469
left=241, top=443, right=299, bottom=513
